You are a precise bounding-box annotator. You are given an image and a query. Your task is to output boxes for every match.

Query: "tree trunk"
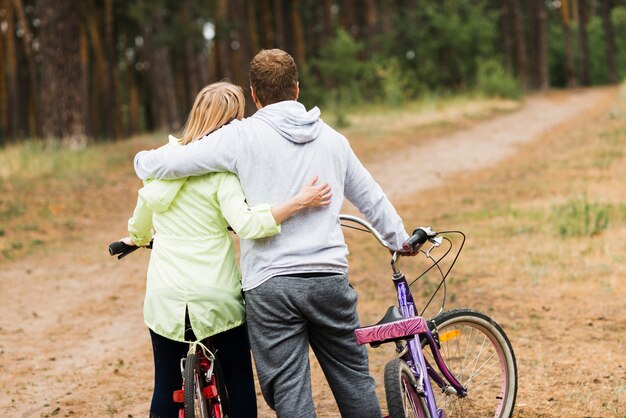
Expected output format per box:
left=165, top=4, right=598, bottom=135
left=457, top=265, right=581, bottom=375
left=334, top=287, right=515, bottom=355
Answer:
left=246, top=0, right=260, bottom=54
left=214, top=0, right=233, bottom=80
left=501, top=0, right=513, bottom=72
left=319, top=0, right=334, bottom=46
left=86, top=2, right=107, bottom=137
left=536, top=0, right=549, bottom=90
left=104, top=0, right=121, bottom=138
left=37, top=0, right=88, bottom=147
left=0, top=3, right=7, bottom=142
left=179, top=1, right=200, bottom=106
left=125, top=58, right=140, bottom=135
left=362, top=0, right=381, bottom=56
left=511, top=0, right=529, bottom=89
left=600, top=0, right=618, bottom=83
left=260, top=0, right=275, bottom=48
left=340, top=0, right=357, bottom=37
left=143, top=7, right=179, bottom=132
left=231, top=0, right=256, bottom=114
left=578, top=0, right=591, bottom=85
left=561, top=0, right=578, bottom=87
left=527, top=0, right=539, bottom=88
left=5, top=0, right=20, bottom=138
left=273, top=0, right=286, bottom=49
left=290, top=0, right=306, bottom=66
left=9, top=0, right=42, bottom=136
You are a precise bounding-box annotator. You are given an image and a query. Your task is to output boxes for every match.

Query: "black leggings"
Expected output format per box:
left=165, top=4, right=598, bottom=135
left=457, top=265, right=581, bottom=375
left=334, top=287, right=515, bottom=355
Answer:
left=149, top=324, right=257, bottom=418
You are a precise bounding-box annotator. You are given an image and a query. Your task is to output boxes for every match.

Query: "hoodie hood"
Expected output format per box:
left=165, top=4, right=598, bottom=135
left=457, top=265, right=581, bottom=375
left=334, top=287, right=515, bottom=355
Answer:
left=138, top=135, right=188, bottom=212
left=253, top=101, right=322, bottom=144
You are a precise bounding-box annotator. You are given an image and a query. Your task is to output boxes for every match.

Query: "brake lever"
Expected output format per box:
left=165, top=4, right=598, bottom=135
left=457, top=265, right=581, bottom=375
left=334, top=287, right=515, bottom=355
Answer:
left=425, top=236, right=443, bottom=259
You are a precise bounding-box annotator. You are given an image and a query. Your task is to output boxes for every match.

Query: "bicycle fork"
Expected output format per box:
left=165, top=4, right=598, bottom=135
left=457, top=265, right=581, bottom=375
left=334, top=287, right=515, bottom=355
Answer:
left=394, top=273, right=466, bottom=418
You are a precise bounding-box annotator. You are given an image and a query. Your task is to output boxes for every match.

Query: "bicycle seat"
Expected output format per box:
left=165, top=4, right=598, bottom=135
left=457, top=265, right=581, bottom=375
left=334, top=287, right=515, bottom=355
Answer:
left=374, top=306, right=405, bottom=325
left=354, top=307, right=428, bottom=347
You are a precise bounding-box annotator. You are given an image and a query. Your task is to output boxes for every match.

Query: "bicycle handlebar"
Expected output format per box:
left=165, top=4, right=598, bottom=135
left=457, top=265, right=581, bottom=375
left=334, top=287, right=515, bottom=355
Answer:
left=108, top=240, right=153, bottom=260
left=110, top=216, right=435, bottom=260
left=339, top=214, right=438, bottom=254
left=402, top=227, right=438, bottom=253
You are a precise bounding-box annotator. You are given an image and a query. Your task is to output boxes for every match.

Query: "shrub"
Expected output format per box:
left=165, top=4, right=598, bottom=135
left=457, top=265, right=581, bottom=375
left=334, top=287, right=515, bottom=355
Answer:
left=476, top=59, right=522, bottom=99
left=553, top=195, right=610, bottom=238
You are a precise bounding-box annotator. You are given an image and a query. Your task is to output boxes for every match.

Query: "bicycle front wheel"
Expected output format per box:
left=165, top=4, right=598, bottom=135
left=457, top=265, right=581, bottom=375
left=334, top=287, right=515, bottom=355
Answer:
left=384, top=358, right=430, bottom=418
left=424, top=309, right=518, bottom=417
left=184, top=353, right=211, bottom=418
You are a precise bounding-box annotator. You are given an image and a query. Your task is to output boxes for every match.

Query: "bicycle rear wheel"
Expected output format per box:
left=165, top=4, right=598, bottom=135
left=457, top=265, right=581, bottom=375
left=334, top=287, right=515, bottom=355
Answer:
left=384, top=358, right=430, bottom=418
left=183, top=353, right=211, bottom=418
left=424, top=309, right=518, bottom=417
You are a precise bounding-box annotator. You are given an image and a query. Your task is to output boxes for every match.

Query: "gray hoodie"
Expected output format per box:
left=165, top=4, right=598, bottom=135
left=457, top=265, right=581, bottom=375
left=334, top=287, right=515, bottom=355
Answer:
left=134, top=100, right=409, bottom=290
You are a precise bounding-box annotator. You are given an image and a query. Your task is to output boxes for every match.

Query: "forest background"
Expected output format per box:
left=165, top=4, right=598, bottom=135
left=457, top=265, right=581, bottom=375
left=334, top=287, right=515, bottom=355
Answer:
left=1, top=0, right=626, bottom=147
left=1, top=1, right=626, bottom=416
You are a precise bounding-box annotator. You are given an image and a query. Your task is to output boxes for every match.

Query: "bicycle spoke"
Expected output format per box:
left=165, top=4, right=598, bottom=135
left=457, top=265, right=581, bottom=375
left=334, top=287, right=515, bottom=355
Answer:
left=424, top=311, right=517, bottom=418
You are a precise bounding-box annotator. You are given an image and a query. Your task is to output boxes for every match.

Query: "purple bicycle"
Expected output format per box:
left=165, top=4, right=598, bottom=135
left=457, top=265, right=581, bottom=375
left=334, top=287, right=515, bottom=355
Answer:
left=340, top=215, right=518, bottom=418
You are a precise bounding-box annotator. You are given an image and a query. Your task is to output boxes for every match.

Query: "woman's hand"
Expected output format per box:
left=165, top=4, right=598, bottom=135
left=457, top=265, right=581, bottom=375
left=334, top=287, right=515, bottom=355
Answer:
left=119, top=236, right=137, bottom=246
left=270, top=177, right=332, bottom=224
left=294, top=176, right=332, bottom=208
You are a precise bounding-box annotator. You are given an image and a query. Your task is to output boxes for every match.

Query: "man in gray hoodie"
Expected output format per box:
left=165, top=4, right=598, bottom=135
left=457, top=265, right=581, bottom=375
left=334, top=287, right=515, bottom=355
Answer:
left=134, top=49, right=410, bottom=417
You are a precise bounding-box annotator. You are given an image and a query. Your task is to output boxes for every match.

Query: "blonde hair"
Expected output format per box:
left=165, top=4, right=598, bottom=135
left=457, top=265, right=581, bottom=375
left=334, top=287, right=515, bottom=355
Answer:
left=179, top=81, right=245, bottom=145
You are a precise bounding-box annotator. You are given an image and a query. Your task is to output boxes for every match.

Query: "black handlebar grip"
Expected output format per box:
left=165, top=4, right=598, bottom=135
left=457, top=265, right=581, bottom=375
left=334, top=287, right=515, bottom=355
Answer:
left=402, top=228, right=429, bottom=252
left=108, top=241, right=140, bottom=259
left=109, top=241, right=129, bottom=256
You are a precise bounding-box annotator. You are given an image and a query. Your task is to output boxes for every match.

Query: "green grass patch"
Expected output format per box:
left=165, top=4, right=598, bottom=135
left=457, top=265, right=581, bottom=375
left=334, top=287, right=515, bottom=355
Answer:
left=553, top=195, right=610, bottom=238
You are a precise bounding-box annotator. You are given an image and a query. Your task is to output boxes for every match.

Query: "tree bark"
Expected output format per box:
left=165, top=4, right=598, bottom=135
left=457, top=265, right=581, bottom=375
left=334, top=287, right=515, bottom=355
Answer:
left=0, top=1, right=7, bottom=141
left=273, top=0, right=286, bottom=49
left=501, top=0, right=513, bottom=72
left=578, top=0, right=591, bottom=85
left=86, top=1, right=107, bottom=137
left=143, top=6, right=180, bottom=131
left=536, top=0, right=549, bottom=90
left=104, top=0, right=121, bottom=138
left=37, top=0, right=89, bottom=147
left=361, top=0, right=379, bottom=55
left=561, top=0, right=578, bottom=87
left=5, top=0, right=20, bottom=138
left=600, top=0, right=618, bottom=83
left=214, top=0, right=233, bottom=80
left=260, top=0, right=275, bottom=48
left=511, top=0, right=529, bottom=89
left=12, top=0, right=41, bottom=136
left=290, top=0, right=306, bottom=66
left=339, top=0, right=357, bottom=37
left=246, top=0, right=260, bottom=54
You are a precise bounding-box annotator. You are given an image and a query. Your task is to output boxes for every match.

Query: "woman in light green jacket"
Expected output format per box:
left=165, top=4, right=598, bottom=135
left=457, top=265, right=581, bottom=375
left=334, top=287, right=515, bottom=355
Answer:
left=122, top=82, right=331, bottom=418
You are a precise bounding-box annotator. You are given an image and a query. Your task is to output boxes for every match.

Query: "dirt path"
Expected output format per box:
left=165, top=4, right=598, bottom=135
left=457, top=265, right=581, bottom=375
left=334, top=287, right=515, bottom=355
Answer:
left=365, top=88, right=614, bottom=201
left=0, top=87, right=617, bottom=418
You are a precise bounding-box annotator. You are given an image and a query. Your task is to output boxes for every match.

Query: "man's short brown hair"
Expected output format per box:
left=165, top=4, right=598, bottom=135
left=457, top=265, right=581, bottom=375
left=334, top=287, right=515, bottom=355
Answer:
left=249, top=49, right=298, bottom=106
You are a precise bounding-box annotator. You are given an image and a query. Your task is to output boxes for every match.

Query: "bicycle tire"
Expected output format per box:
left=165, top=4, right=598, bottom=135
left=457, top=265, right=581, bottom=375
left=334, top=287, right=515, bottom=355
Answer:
left=184, top=353, right=211, bottom=418
left=424, top=309, right=518, bottom=417
left=384, top=358, right=430, bottom=418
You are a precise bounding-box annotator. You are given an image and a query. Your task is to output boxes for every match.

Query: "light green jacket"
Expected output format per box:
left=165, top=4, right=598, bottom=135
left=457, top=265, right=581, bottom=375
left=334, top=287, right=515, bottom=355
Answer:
left=128, top=136, right=280, bottom=342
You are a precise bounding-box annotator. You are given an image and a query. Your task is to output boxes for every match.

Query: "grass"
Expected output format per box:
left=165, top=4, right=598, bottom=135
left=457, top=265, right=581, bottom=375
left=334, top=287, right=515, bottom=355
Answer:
left=333, top=84, right=626, bottom=417
left=2, top=85, right=626, bottom=416
left=0, top=134, right=162, bottom=261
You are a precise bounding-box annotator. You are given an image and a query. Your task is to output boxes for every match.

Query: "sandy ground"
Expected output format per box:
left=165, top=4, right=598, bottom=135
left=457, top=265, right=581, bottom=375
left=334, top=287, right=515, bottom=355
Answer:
left=0, top=87, right=619, bottom=418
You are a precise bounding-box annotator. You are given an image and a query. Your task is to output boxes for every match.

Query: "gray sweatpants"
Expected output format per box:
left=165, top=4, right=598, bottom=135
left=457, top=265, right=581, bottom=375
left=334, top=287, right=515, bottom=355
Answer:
left=245, top=274, right=382, bottom=418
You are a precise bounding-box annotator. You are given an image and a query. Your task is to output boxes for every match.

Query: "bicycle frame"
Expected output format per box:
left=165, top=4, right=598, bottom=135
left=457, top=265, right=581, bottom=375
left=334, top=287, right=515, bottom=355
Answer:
left=342, top=215, right=466, bottom=417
